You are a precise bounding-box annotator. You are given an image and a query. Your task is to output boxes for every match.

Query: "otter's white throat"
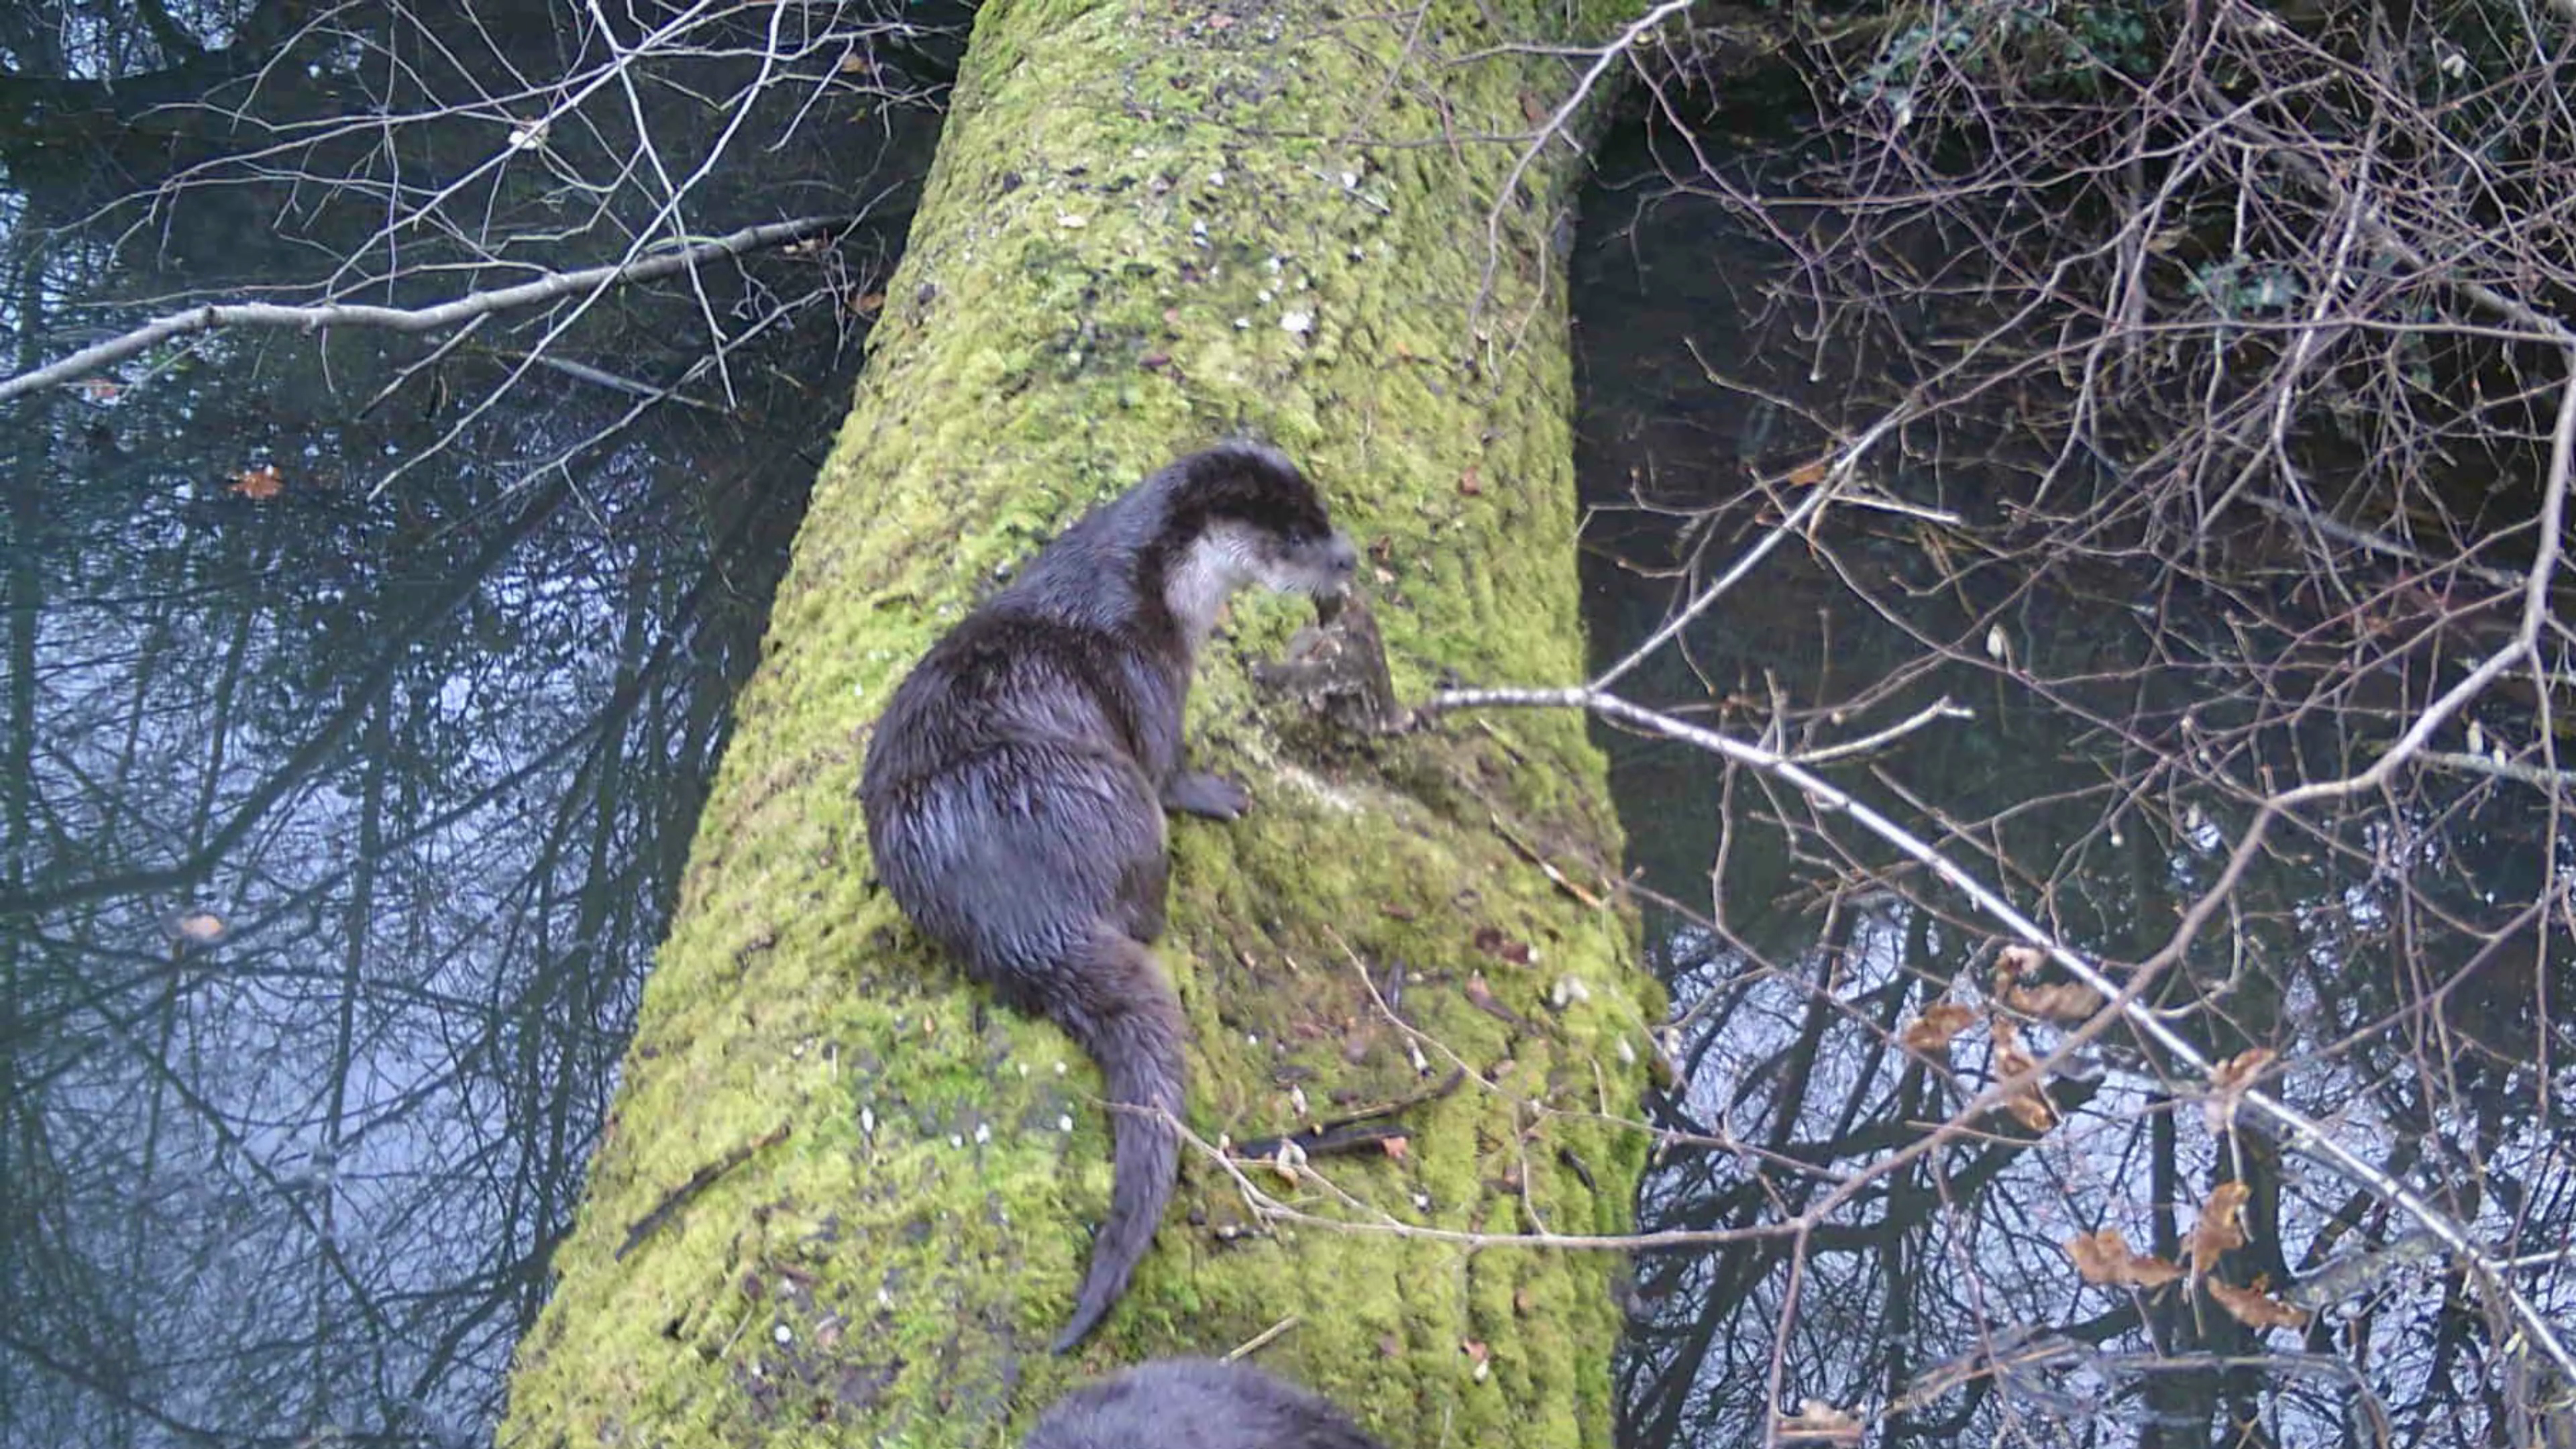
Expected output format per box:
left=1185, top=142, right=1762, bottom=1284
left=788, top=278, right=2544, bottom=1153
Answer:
left=1162, top=522, right=1270, bottom=648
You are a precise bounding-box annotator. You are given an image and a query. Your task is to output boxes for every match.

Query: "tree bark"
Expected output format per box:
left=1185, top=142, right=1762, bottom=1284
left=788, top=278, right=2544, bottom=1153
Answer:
left=498, top=0, right=1656, bottom=1443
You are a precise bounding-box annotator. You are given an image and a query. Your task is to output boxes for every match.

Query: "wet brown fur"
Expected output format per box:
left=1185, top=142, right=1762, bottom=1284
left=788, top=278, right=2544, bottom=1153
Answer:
left=1024, top=1359, right=1387, bottom=1449
left=859, top=443, right=1356, bottom=1350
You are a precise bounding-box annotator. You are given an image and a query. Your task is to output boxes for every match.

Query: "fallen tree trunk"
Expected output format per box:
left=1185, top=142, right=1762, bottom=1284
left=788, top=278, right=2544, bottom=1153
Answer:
left=498, top=0, right=1657, bottom=1442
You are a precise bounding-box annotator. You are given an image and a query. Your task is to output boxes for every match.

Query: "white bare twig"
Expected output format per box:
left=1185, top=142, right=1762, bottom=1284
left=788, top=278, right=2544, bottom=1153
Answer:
left=1424, top=679, right=2576, bottom=1382
left=1470, top=0, right=1701, bottom=329
left=1591, top=406, right=1909, bottom=692
left=0, top=215, right=850, bottom=405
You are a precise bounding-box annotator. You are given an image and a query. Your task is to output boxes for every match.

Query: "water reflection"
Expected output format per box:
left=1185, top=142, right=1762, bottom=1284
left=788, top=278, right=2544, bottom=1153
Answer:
left=1576, top=111, right=2576, bottom=1448
left=0, top=3, right=943, bottom=1444
left=0, top=374, right=836, bottom=1449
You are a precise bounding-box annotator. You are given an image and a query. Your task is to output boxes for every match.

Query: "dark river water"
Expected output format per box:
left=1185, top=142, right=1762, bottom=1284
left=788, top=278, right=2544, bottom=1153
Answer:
left=1574, top=99, right=2576, bottom=1449
left=0, top=5, right=945, bottom=1444
left=5, top=12, right=2571, bottom=1449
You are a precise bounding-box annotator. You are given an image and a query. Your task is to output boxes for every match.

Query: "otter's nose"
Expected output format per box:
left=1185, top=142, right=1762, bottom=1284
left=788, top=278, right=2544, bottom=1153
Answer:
left=1326, top=533, right=1359, bottom=582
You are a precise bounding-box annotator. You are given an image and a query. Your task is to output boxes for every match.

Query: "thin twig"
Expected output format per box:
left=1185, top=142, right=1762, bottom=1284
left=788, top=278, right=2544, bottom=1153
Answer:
left=1, top=215, right=849, bottom=405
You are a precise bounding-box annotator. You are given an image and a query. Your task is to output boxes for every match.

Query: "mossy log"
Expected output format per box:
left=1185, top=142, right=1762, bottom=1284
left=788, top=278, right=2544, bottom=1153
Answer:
left=497, top=0, right=1658, bottom=1444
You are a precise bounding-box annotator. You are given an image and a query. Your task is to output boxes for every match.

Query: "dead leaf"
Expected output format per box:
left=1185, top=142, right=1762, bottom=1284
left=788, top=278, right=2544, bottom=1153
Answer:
left=1379, top=1136, right=1409, bottom=1162
left=80, top=378, right=123, bottom=402
left=1900, top=1002, right=1979, bottom=1053
left=2203, top=1046, right=2277, bottom=1134
left=1991, top=1020, right=2057, bottom=1131
left=231, top=464, right=283, bottom=500
left=1270, top=1138, right=1307, bottom=1185
left=2002, top=1090, right=2058, bottom=1132
left=2188, top=1181, right=2251, bottom=1277
left=1458, top=466, right=1482, bottom=496
left=170, top=910, right=226, bottom=943
left=1994, top=943, right=2046, bottom=980
left=2208, top=1275, right=2310, bottom=1330
left=1785, top=458, right=1829, bottom=488
left=1470, top=926, right=1532, bottom=965
left=1775, top=1399, right=1862, bottom=1442
left=2005, top=981, right=2107, bottom=1024
left=851, top=290, right=886, bottom=317
left=2209, top=1046, right=2275, bottom=1089
left=1990, top=1018, right=2032, bottom=1069
left=2065, top=1229, right=2184, bottom=1289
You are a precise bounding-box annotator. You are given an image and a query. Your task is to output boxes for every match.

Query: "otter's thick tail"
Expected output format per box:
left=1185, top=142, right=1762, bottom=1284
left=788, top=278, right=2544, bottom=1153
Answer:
left=1047, top=929, right=1186, bottom=1353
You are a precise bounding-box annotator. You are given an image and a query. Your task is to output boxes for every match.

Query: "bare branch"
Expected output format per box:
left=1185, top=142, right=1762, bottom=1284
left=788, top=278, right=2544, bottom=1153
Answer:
left=0, top=215, right=853, bottom=405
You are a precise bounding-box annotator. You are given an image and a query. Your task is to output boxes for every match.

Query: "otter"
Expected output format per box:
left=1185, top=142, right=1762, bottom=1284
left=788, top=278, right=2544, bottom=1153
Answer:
left=1024, top=1359, right=1387, bottom=1449
left=859, top=443, right=1359, bottom=1352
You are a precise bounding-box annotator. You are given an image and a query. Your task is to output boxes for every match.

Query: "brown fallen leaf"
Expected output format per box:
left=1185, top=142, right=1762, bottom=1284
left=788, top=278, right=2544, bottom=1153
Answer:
left=1270, top=1139, right=1307, bottom=1185
left=1901, top=1002, right=1979, bottom=1053
left=1784, top=458, right=1829, bottom=488
left=1993, top=943, right=2047, bottom=981
left=2208, top=1275, right=2310, bottom=1330
left=231, top=464, right=283, bottom=500
left=2188, top=1181, right=2251, bottom=1277
left=2002, top=1091, right=2057, bottom=1132
left=1775, top=1399, right=1862, bottom=1442
left=2065, top=1228, right=2184, bottom=1289
left=2203, top=1046, right=2277, bottom=1134
left=80, top=378, right=123, bottom=402
left=2005, top=980, right=2107, bottom=1024
left=1379, top=1135, right=1409, bottom=1161
left=1991, top=1019, right=2058, bottom=1131
left=168, top=910, right=227, bottom=945
left=1458, top=466, right=1482, bottom=496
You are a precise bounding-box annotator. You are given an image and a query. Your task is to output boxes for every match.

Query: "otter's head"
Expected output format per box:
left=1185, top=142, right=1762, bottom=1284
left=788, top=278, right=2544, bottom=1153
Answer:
left=1151, top=443, right=1360, bottom=642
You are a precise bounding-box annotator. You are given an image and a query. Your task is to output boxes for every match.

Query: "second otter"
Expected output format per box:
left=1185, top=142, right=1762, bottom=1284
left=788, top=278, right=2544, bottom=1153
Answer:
left=1024, top=1359, right=1387, bottom=1448
left=859, top=443, right=1359, bottom=1350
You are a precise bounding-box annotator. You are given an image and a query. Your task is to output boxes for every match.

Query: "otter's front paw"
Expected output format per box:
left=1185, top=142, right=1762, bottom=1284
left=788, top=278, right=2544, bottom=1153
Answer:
left=1163, top=771, right=1251, bottom=820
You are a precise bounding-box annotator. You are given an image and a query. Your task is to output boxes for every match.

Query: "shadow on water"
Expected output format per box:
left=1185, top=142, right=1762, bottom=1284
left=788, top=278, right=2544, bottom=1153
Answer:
left=0, top=4, right=950, bottom=1446
left=1573, top=97, right=2576, bottom=1449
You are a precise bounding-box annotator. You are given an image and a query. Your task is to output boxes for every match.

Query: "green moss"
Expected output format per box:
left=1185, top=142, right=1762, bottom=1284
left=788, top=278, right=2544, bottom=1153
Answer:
left=498, top=0, right=1660, bottom=1444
